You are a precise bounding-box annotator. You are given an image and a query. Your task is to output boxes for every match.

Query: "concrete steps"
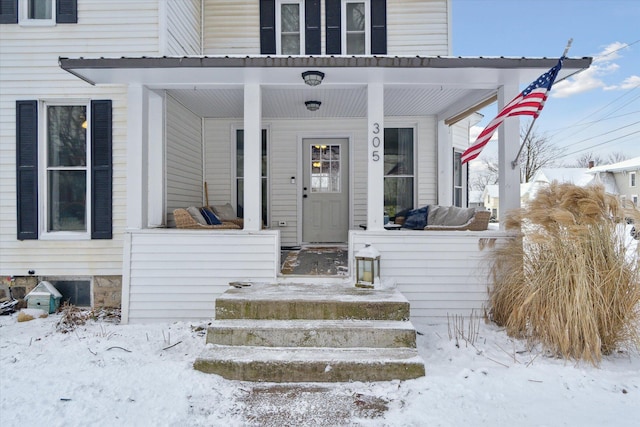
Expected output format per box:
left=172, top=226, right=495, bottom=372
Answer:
left=194, top=282, right=426, bottom=382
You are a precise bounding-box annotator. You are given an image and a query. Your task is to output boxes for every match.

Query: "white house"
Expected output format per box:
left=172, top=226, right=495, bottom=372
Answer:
left=587, top=156, right=640, bottom=207
left=0, top=0, right=592, bottom=323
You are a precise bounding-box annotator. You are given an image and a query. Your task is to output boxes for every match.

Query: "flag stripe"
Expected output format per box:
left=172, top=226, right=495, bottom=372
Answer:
left=461, top=58, right=563, bottom=164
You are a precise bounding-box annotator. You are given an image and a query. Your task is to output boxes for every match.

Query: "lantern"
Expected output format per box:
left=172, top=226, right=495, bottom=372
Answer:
left=355, top=244, right=381, bottom=288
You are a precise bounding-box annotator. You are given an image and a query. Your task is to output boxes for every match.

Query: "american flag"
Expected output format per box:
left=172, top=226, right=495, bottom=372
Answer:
left=461, top=58, right=564, bottom=164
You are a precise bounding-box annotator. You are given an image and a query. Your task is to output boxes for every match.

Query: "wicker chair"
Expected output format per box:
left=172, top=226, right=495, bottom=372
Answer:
left=173, top=208, right=241, bottom=230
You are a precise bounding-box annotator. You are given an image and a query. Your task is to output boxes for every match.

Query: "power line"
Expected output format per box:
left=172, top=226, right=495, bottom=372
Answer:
left=560, top=120, right=640, bottom=150
left=557, top=129, right=640, bottom=159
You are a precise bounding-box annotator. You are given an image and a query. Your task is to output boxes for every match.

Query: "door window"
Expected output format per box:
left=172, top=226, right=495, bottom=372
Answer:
left=310, top=144, right=341, bottom=193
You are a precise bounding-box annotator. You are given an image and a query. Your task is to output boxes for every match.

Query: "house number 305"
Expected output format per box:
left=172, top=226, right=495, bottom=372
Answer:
left=371, top=122, right=381, bottom=162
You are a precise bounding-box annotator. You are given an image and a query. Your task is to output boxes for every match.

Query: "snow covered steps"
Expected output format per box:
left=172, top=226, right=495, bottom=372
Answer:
left=194, top=282, right=426, bottom=382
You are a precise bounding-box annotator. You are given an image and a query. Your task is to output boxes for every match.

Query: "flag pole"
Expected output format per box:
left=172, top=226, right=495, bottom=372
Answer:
left=510, top=38, right=573, bottom=170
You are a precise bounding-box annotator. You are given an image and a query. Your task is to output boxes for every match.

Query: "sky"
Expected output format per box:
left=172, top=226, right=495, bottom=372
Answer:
left=452, top=0, right=640, bottom=167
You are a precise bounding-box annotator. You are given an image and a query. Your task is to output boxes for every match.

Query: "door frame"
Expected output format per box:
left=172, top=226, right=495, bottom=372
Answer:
left=296, top=133, right=354, bottom=245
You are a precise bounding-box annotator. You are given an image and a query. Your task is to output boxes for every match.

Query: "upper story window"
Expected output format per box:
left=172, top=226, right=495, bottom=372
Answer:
left=343, top=1, right=368, bottom=54
left=630, top=171, right=636, bottom=188
left=277, top=1, right=304, bottom=55
left=0, top=0, right=77, bottom=25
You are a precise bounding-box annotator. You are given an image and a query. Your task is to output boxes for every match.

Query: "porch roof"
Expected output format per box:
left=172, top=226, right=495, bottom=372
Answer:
left=59, top=55, right=592, bottom=120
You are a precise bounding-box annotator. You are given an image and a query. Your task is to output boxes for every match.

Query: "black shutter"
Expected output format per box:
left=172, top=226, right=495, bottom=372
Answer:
left=56, top=0, right=77, bottom=23
left=0, top=0, right=18, bottom=24
left=371, top=0, right=387, bottom=54
left=305, top=0, right=320, bottom=54
left=325, top=0, right=341, bottom=54
left=260, top=0, right=276, bottom=54
left=16, top=101, right=38, bottom=240
left=91, top=100, right=112, bottom=240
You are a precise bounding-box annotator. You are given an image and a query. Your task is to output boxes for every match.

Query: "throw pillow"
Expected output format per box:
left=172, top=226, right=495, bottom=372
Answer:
left=401, top=206, right=429, bottom=229
left=211, top=203, right=237, bottom=221
left=200, top=207, right=222, bottom=225
left=186, top=206, right=207, bottom=225
left=428, top=205, right=475, bottom=226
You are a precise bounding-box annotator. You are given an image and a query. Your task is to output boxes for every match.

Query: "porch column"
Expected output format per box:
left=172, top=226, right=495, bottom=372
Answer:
left=147, top=89, right=165, bottom=227
left=126, top=84, right=149, bottom=230
left=437, top=120, right=453, bottom=206
left=243, top=82, right=262, bottom=231
left=497, top=83, right=521, bottom=229
left=367, top=80, right=384, bottom=231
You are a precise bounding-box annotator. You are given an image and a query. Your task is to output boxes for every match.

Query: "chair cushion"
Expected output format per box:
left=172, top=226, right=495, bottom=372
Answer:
left=401, top=206, right=429, bottom=229
left=428, top=205, right=476, bottom=226
left=211, top=203, right=238, bottom=221
left=186, top=206, right=207, bottom=225
left=200, top=207, right=222, bottom=225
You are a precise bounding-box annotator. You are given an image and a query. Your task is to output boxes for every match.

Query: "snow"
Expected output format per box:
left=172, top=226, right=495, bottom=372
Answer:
left=1, top=312, right=639, bottom=426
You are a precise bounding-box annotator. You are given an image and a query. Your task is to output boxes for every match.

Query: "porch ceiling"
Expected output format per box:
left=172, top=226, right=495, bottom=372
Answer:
left=59, top=55, right=592, bottom=120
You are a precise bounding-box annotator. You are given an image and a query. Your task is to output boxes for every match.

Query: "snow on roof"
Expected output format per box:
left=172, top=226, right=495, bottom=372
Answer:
left=534, top=168, right=595, bottom=187
left=26, top=281, right=63, bottom=298
left=484, top=185, right=499, bottom=198
left=469, top=190, right=483, bottom=204
left=587, top=156, right=640, bottom=173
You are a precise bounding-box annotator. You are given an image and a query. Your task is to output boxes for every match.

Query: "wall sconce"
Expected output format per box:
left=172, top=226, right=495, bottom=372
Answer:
left=305, top=100, right=321, bottom=112
left=302, top=70, right=325, bottom=86
left=355, top=244, right=381, bottom=289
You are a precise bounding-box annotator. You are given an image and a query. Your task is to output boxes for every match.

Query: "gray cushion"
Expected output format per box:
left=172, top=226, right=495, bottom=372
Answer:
left=427, top=205, right=476, bottom=226
left=211, top=203, right=237, bottom=221
left=186, top=206, right=207, bottom=225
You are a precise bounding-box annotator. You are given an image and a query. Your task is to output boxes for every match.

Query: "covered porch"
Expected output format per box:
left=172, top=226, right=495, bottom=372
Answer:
left=60, top=56, right=591, bottom=323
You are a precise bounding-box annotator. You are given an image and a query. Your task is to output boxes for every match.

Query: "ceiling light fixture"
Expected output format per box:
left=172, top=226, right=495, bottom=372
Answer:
left=305, top=100, right=322, bottom=112
left=302, top=70, right=325, bottom=86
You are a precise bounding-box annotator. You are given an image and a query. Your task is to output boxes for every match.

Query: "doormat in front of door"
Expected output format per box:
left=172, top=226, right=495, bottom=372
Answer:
left=280, top=246, right=348, bottom=276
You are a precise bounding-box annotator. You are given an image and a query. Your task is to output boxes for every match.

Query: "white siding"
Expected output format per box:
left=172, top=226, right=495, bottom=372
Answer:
left=0, top=0, right=161, bottom=277
left=203, top=0, right=260, bottom=55
left=202, top=0, right=450, bottom=56
left=387, top=0, right=450, bottom=56
left=166, top=95, right=204, bottom=226
left=165, top=0, right=202, bottom=55
left=350, top=230, right=510, bottom=319
left=123, top=230, right=279, bottom=323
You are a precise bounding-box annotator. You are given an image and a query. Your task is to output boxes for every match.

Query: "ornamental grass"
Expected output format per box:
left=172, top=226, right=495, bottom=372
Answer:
left=488, top=183, right=640, bottom=365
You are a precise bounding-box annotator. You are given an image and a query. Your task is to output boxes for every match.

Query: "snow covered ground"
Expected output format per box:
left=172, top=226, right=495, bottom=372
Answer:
left=1, top=310, right=639, bottom=426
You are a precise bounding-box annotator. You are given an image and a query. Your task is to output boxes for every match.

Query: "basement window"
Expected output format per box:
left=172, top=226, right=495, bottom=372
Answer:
left=46, top=279, right=91, bottom=307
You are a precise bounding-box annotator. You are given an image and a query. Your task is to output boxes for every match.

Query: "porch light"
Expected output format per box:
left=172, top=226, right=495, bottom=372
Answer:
left=355, top=244, right=381, bottom=289
left=302, top=70, right=325, bottom=86
left=305, top=100, right=321, bottom=111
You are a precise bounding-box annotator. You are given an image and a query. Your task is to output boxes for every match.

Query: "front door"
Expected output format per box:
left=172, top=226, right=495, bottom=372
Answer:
left=302, top=138, right=349, bottom=243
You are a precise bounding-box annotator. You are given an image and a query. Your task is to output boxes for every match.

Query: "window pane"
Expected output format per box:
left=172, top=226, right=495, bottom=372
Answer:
left=347, top=34, right=365, bottom=55
left=29, top=0, right=52, bottom=19
left=236, top=130, right=244, bottom=177
left=48, top=170, right=86, bottom=231
left=384, top=177, right=413, bottom=218
left=384, top=128, right=413, bottom=175
left=281, top=4, right=299, bottom=32
left=311, top=144, right=340, bottom=193
left=48, top=106, right=87, bottom=167
left=454, top=151, right=462, bottom=186
left=281, top=34, right=301, bottom=55
left=346, top=3, right=365, bottom=31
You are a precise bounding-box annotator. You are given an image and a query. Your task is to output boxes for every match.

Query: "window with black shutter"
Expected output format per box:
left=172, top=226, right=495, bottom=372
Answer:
left=15, top=99, right=112, bottom=240
left=3, top=0, right=77, bottom=25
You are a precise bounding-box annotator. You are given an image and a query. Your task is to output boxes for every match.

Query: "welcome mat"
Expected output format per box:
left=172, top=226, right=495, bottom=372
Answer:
left=280, top=246, right=349, bottom=276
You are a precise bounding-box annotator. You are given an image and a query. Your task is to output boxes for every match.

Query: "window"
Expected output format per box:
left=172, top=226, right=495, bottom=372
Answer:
left=236, top=129, right=268, bottom=224
left=47, top=279, right=91, bottom=306
left=277, top=1, right=304, bottom=54
left=453, top=150, right=464, bottom=207
left=16, top=100, right=112, bottom=240
left=44, top=104, right=89, bottom=234
left=630, top=171, right=636, bottom=188
left=2, top=0, right=76, bottom=24
left=384, top=128, right=414, bottom=219
left=632, top=195, right=638, bottom=207
left=342, top=1, right=368, bottom=54
left=310, top=144, right=341, bottom=192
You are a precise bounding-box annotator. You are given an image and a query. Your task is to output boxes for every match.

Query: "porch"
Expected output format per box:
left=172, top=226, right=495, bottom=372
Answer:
left=121, top=227, right=509, bottom=323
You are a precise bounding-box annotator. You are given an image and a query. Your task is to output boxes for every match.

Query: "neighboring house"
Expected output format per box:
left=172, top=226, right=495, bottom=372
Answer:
left=522, top=168, right=600, bottom=202
left=482, top=185, right=499, bottom=220
left=0, top=0, right=591, bottom=323
left=468, top=190, right=483, bottom=211
left=587, top=156, right=640, bottom=207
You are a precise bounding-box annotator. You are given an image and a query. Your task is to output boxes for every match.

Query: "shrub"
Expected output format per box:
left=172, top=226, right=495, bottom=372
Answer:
left=488, top=183, right=640, bottom=365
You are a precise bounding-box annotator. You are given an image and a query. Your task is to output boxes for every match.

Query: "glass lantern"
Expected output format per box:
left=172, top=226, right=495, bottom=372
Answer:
left=355, top=244, right=381, bottom=288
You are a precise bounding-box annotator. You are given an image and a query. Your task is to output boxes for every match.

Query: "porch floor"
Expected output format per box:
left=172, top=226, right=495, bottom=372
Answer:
left=280, top=245, right=348, bottom=276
